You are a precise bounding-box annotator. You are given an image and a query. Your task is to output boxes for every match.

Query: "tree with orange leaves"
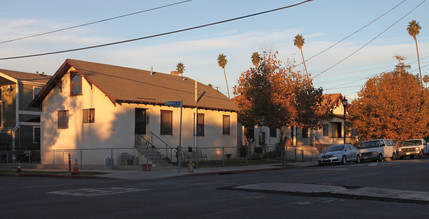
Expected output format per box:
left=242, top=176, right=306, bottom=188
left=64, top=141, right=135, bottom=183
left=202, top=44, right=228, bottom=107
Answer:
left=234, top=51, right=326, bottom=166
left=349, top=70, right=429, bottom=142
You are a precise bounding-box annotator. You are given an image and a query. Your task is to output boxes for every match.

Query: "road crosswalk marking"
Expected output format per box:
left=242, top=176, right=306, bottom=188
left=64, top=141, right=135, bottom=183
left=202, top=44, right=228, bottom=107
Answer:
left=48, top=187, right=150, bottom=197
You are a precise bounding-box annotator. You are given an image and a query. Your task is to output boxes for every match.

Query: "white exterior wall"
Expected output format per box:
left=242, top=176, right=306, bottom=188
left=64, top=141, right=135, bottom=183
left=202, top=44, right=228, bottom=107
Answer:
left=314, top=103, right=352, bottom=145
left=40, top=68, right=237, bottom=165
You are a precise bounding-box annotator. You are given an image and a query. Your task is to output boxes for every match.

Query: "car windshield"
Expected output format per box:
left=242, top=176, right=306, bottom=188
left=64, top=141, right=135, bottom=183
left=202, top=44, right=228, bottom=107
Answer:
left=402, top=140, right=422, bottom=146
left=360, top=140, right=380, bottom=148
left=324, top=145, right=344, bottom=152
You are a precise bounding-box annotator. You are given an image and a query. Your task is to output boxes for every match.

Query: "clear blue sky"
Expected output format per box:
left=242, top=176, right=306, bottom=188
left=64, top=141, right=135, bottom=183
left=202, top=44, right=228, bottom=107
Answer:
left=0, top=0, right=427, bottom=100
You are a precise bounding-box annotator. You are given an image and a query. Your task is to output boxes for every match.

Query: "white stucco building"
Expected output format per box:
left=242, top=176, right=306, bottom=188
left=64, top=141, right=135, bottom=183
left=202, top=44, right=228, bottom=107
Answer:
left=240, top=93, right=355, bottom=159
left=31, top=59, right=238, bottom=167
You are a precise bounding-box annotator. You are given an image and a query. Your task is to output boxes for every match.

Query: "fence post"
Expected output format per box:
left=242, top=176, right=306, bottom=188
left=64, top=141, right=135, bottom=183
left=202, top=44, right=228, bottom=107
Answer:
left=302, top=149, right=304, bottom=161
left=222, top=147, right=225, bottom=167
left=246, top=146, right=248, bottom=165
left=266, top=145, right=269, bottom=163
left=111, top=148, right=114, bottom=166
left=80, top=149, right=83, bottom=169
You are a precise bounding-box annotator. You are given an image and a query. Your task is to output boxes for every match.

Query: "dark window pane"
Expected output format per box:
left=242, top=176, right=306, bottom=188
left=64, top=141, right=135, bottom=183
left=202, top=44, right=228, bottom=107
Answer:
left=70, top=73, right=82, bottom=95
left=34, top=127, right=40, bottom=143
left=270, top=127, right=277, bottom=137
left=161, top=110, right=172, bottom=135
left=72, top=73, right=81, bottom=84
left=323, top=124, right=329, bottom=136
left=223, top=115, right=230, bottom=135
left=58, top=110, right=69, bottom=129
left=73, top=85, right=81, bottom=95
left=197, top=114, right=204, bottom=136
left=83, top=109, right=95, bottom=123
left=135, top=108, right=146, bottom=134
left=302, top=127, right=308, bottom=138
left=34, top=87, right=42, bottom=99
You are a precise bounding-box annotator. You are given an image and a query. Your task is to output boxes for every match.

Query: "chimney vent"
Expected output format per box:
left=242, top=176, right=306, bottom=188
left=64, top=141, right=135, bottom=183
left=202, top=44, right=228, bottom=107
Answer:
left=150, top=66, right=154, bottom=75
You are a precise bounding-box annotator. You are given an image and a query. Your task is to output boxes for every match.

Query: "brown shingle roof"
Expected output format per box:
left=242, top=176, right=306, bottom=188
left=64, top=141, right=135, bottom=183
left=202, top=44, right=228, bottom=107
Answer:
left=0, top=69, right=51, bottom=85
left=32, top=59, right=238, bottom=112
left=322, top=93, right=343, bottom=108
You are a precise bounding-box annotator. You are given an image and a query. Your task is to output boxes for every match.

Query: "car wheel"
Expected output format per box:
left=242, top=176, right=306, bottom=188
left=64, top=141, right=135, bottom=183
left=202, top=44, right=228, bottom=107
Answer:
left=377, top=154, right=383, bottom=162
left=419, top=151, right=423, bottom=158
left=356, top=155, right=361, bottom=164
left=342, top=156, right=347, bottom=165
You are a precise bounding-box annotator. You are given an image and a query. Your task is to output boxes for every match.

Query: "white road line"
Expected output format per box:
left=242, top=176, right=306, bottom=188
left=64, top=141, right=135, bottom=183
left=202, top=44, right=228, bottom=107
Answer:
left=48, top=187, right=151, bottom=197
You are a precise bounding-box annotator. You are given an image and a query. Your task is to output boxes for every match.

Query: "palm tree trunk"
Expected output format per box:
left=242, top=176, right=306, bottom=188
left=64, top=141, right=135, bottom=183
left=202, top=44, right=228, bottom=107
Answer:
left=300, top=48, right=309, bottom=80
left=223, top=68, right=230, bottom=98
left=414, top=38, right=423, bottom=86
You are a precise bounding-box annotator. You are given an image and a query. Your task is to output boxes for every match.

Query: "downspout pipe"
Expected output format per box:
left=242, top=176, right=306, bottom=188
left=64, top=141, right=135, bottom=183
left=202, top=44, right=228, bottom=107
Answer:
left=12, top=80, right=20, bottom=162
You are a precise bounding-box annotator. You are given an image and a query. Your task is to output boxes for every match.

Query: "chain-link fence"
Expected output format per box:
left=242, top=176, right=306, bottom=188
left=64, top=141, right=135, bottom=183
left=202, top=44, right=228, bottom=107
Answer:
left=0, top=150, right=41, bottom=163
left=0, top=144, right=319, bottom=169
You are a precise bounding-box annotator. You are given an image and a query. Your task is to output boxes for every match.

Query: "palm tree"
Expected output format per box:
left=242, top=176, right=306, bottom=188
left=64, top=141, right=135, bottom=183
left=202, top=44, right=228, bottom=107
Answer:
left=251, top=52, right=261, bottom=67
left=294, top=34, right=309, bottom=79
left=407, top=20, right=422, bottom=85
left=176, top=62, right=185, bottom=77
left=217, top=54, right=230, bottom=98
left=424, top=75, right=429, bottom=88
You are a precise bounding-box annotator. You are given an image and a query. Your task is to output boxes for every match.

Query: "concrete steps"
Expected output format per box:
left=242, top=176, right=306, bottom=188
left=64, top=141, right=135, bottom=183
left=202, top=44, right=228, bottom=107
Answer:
left=136, top=145, right=171, bottom=167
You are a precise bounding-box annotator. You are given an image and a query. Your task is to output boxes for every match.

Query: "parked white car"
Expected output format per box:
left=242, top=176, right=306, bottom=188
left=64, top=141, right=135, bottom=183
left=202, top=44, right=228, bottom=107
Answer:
left=318, top=144, right=361, bottom=165
left=359, top=139, right=396, bottom=161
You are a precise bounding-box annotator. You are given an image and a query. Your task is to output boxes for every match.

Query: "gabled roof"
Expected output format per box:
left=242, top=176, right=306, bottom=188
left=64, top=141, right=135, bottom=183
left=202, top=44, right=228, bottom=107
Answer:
left=322, top=93, right=344, bottom=108
left=0, top=69, right=51, bottom=85
left=31, top=59, right=238, bottom=112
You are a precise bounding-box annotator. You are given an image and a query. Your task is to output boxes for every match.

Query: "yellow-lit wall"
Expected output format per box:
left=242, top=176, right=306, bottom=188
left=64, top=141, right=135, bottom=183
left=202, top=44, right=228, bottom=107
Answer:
left=41, top=67, right=237, bottom=165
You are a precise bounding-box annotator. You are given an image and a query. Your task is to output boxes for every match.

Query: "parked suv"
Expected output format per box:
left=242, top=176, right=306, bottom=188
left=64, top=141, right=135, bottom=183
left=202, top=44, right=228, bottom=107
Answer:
left=398, top=139, right=428, bottom=159
left=359, top=139, right=396, bottom=161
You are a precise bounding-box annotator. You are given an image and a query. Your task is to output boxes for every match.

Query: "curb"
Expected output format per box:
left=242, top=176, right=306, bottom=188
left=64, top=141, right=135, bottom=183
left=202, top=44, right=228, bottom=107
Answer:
left=179, top=166, right=294, bottom=177
left=18, top=173, right=101, bottom=179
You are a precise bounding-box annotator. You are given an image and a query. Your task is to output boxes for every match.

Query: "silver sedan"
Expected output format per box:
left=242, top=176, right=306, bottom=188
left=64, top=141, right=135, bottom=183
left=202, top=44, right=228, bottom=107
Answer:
left=318, top=144, right=361, bottom=165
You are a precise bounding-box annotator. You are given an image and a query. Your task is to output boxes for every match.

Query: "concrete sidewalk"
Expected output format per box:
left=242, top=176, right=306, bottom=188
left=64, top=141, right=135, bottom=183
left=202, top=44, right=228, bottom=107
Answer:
left=0, top=160, right=318, bottom=180
left=97, top=161, right=318, bottom=180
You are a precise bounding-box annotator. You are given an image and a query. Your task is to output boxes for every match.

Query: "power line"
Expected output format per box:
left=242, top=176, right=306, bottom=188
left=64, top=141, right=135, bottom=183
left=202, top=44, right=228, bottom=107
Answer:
left=312, top=0, right=426, bottom=79
left=0, top=0, right=313, bottom=61
left=321, top=60, right=429, bottom=92
left=0, top=0, right=192, bottom=45
left=301, top=0, right=407, bottom=66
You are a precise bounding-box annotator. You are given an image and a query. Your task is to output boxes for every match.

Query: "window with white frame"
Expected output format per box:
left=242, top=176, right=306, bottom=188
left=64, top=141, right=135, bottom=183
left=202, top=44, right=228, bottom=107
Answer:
left=33, top=87, right=42, bottom=99
left=33, top=127, right=40, bottom=144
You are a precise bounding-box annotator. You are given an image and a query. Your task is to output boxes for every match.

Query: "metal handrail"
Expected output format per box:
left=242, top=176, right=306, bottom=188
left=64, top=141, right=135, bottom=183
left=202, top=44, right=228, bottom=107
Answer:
left=150, top=131, right=175, bottom=161
left=137, top=133, right=174, bottom=162
left=150, top=131, right=173, bottom=149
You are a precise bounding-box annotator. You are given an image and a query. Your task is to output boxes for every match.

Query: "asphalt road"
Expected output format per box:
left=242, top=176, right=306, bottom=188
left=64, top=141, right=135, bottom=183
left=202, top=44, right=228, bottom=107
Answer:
left=2, top=158, right=429, bottom=218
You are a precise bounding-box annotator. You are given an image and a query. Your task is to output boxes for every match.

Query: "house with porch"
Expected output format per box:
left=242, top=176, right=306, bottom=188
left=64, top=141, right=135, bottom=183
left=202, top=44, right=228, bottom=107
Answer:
left=30, top=59, right=238, bottom=167
left=240, top=93, right=354, bottom=159
left=0, top=69, right=50, bottom=162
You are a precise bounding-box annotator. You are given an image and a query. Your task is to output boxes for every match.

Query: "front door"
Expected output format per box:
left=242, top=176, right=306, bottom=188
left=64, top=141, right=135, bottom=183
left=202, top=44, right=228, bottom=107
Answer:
left=135, top=108, right=147, bottom=145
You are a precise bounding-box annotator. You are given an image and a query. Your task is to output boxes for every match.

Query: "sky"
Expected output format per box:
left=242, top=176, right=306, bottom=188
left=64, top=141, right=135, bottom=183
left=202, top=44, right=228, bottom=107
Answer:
left=0, top=0, right=427, bottom=101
